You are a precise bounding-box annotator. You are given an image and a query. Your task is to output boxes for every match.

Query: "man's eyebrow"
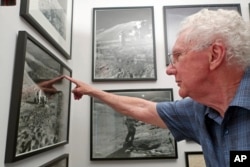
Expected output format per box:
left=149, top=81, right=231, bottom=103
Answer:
left=172, top=50, right=183, bottom=54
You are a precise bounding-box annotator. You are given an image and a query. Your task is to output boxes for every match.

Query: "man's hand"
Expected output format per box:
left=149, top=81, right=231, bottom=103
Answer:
left=64, top=75, right=85, bottom=100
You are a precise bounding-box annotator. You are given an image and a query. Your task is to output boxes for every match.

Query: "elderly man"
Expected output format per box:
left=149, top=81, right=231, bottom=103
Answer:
left=65, top=9, right=250, bottom=167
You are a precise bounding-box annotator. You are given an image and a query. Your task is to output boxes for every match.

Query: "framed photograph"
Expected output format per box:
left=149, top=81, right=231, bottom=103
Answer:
left=185, top=151, right=205, bottom=167
left=39, top=154, right=69, bottom=167
left=92, top=7, right=157, bottom=81
left=5, top=31, right=72, bottom=163
left=163, top=4, right=241, bottom=65
left=90, top=89, right=177, bottom=160
left=20, top=0, right=74, bottom=59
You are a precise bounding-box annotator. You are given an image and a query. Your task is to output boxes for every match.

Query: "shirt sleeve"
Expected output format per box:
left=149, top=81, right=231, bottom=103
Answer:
left=156, top=98, right=205, bottom=143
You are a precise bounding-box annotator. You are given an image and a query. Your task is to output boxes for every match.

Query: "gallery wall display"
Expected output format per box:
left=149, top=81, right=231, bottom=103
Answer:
left=5, top=31, right=72, bottom=163
left=90, top=89, right=177, bottom=160
left=20, top=0, right=74, bottom=59
left=185, top=152, right=205, bottom=167
left=163, top=4, right=241, bottom=65
left=39, top=154, right=69, bottom=167
left=92, top=7, right=157, bottom=81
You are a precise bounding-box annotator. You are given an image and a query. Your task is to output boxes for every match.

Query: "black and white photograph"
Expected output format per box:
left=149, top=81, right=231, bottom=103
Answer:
left=90, top=89, right=177, bottom=160
left=20, top=0, right=74, bottom=59
left=92, top=7, right=157, bottom=81
left=163, top=4, right=241, bottom=65
left=39, top=154, right=69, bottom=167
left=5, top=31, right=72, bottom=163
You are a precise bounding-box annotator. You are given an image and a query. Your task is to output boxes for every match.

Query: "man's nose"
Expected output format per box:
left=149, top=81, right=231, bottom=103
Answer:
left=166, top=65, right=176, bottom=75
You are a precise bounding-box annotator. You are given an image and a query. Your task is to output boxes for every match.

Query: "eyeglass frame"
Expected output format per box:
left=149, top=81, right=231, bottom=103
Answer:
left=167, top=53, right=175, bottom=66
left=167, top=52, right=186, bottom=66
left=167, top=43, right=213, bottom=66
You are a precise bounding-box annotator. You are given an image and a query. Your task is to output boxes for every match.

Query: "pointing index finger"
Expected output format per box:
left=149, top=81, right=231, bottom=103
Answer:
left=64, top=75, right=79, bottom=85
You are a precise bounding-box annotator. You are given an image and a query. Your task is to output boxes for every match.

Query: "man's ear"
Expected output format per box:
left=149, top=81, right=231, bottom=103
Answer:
left=209, top=40, right=226, bottom=70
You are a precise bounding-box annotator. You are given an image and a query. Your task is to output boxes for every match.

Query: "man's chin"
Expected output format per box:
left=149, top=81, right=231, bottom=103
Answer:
left=178, top=89, right=188, bottom=98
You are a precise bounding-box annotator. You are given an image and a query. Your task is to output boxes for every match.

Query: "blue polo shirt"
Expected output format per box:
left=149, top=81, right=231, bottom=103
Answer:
left=156, top=68, right=250, bottom=167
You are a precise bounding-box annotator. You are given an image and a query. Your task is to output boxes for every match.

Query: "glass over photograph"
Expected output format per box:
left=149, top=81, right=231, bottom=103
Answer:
left=91, top=89, right=177, bottom=160
left=5, top=31, right=72, bottom=163
left=92, top=7, right=157, bottom=81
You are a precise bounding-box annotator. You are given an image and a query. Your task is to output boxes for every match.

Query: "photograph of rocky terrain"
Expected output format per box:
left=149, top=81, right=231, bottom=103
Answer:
left=91, top=89, right=177, bottom=160
left=5, top=33, right=71, bottom=160
left=39, top=0, right=67, bottom=39
left=93, top=7, right=157, bottom=81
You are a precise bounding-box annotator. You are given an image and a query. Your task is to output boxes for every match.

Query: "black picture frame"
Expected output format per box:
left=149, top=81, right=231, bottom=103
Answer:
left=20, top=0, right=74, bottom=59
left=185, top=151, right=205, bottom=167
left=90, top=89, right=177, bottom=160
left=39, top=154, right=69, bottom=167
left=163, top=4, right=241, bottom=65
left=0, top=0, right=16, bottom=6
left=92, top=7, right=157, bottom=81
left=249, top=3, right=250, bottom=20
left=5, top=31, right=72, bottom=163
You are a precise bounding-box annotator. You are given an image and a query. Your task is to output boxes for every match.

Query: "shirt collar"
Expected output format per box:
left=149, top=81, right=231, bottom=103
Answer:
left=205, top=107, right=223, bottom=124
left=204, top=67, right=250, bottom=124
left=229, top=67, right=250, bottom=110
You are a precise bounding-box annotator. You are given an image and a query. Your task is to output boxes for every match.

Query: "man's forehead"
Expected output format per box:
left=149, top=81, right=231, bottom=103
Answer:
left=172, top=38, right=187, bottom=52
left=173, top=32, right=196, bottom=52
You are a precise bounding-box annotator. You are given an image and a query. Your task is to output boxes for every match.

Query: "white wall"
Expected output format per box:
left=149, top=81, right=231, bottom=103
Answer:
left=0, top=0, right=249, bottom=167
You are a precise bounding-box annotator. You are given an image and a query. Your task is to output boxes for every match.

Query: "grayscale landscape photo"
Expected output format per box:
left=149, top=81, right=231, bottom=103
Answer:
left=39, top=0, right=67, bottom=39
left=16, top=39, right=70, bottom=156
left=93, top=7, right=156, bottom=80
left=91, top=89, right=177, bottom=159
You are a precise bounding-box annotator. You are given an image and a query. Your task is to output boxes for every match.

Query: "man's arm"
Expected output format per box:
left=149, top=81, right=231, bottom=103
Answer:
left=64, top=75, right=167, bottom=128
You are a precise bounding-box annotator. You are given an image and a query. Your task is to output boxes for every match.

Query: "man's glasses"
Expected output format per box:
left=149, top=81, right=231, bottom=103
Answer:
left=167, top=49, right=193, bottom=66
left=167, top=52, right=183, bottom=66
left=167, top=43, right=213, bottom=66
left=167, top=53, right=174, bottom=66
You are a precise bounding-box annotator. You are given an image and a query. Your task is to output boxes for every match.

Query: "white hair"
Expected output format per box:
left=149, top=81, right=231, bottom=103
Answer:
left=178, top=9, right=250, bottom=68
